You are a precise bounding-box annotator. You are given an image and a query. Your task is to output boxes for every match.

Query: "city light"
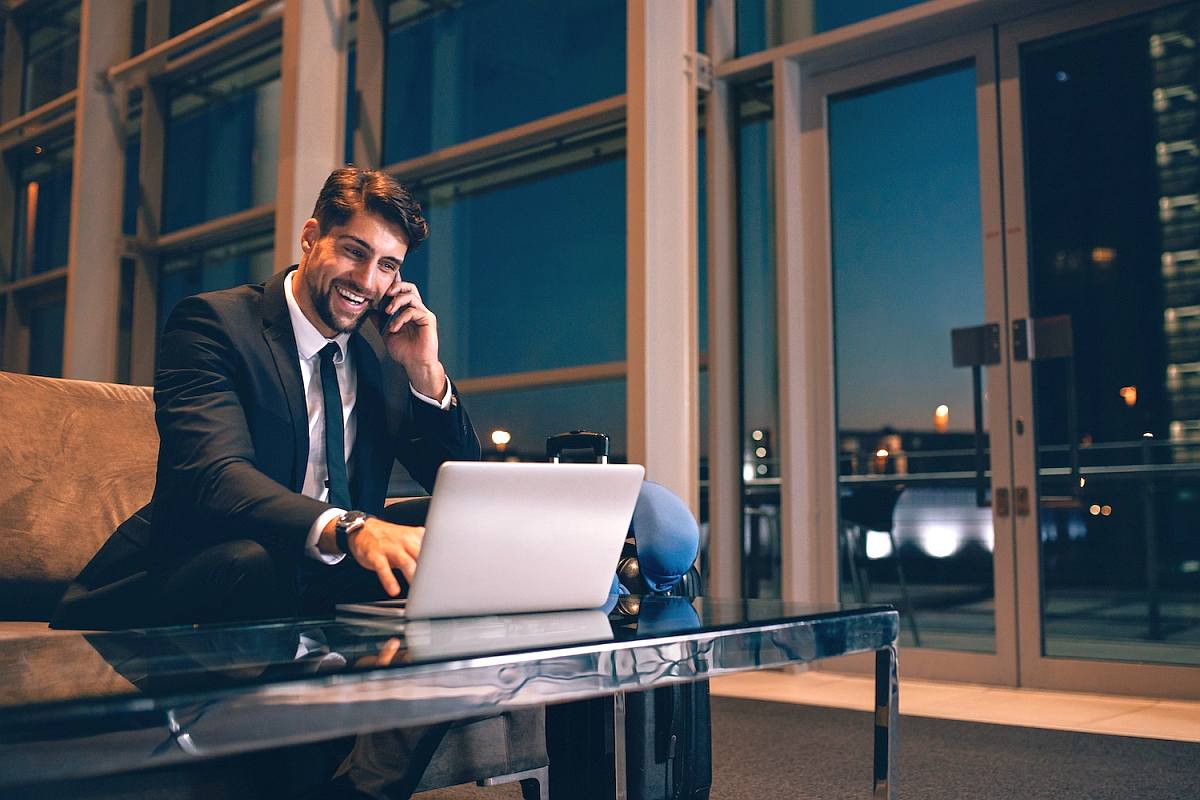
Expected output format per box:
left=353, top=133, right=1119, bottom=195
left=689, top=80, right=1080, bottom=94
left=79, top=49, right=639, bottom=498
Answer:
left=934, top=404, right=949, bottom=433
left=490, top=429, right=511, bottom=448
left=1119, top=385, right=1137, bottom=406
left=865, top=531, right=893, bottom=560
left=1091, top=246, right=1117, bottom=264
left=876, top=449, right=889, bottom=458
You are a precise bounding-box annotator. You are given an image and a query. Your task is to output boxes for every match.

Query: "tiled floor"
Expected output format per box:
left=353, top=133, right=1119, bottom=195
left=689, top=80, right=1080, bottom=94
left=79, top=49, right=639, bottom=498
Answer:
left=709, top=669, right=1200, bottom=743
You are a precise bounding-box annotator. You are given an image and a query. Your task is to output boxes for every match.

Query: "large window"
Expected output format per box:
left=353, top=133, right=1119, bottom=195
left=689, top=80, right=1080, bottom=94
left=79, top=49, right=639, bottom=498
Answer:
left=20, top=0, right=80, bottom=112
left=736, top=80, right=779, bottom=598
left=158, top=233, right=275, bottom=334
left=396, top=126, right=626, bottom=460
left=830, top=65, right=992, bottom=652
left=383, top=0, right=625, bottom=164
left=11, top=140, right=73, bottom=280
left=27, top=296, right=66, bottom=378
left=406, top=157, right=625, bottom=380
left=735, top=0, right=929, bottom=56
left=162, top=44, right=280, bottom=233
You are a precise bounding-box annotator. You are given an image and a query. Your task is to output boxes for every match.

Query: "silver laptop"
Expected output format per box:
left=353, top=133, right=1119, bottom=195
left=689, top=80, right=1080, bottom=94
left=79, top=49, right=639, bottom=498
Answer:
left=339, top=461, right=645, bottom=619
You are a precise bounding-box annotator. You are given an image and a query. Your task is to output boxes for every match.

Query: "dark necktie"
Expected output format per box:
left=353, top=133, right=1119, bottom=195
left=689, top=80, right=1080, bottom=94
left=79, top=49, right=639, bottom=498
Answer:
left=319, top=342, right=351, bottom=509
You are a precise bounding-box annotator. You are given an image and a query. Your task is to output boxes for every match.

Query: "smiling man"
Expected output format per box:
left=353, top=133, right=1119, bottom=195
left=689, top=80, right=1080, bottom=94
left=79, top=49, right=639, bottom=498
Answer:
left=137, top=166, right=480, bottom=622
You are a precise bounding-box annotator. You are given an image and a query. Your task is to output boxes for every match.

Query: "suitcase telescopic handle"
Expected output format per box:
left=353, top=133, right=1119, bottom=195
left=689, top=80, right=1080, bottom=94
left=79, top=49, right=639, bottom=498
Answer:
left=546, top=430, right=609, bottom=464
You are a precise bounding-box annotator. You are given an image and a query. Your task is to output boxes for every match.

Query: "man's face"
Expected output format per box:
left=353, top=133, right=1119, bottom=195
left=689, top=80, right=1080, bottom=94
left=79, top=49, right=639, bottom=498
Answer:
left=294, top=212, right=409, bottom=337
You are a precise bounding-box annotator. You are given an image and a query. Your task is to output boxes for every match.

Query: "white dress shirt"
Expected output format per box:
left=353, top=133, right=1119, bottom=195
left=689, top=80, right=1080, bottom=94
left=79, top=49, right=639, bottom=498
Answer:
left=284, top=271, right=451, bottom=563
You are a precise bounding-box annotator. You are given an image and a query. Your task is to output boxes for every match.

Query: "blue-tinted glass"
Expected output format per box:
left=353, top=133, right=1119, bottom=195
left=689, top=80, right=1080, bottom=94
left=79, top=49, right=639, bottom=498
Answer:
left=163, top=51, right=279, bottom=232
left=830, top=66, right=991, bottom=652
left=383, top=0, right=625, bottom=164
left=735, top=0, right=767, bottom=56
left=158, top=236, right=275, bottom=333
left=698, top=134, right=708, bottom=355
left=736, top=0, right=927, bottom=55
left=22, top=1, right=80, bottom=112
left=28, top=300, right=65, bottom=378
left=345, top=44, right=357, bottom=165
left=131, top=0, right=147, bottom=57
left=12, top=144, right=73, bottom=279
left=467, top=380, right=627, bottom=462
left=814, top=0, right=927, bottom=33
left=740, top=117, right=776, bottom=476
left=123, top=138, right=140, bottom=236
left=830, top=67, right=983, bottom=432
left=737, top=85, right=778, bottom=599
left=403, top=155, right=625, bottom=379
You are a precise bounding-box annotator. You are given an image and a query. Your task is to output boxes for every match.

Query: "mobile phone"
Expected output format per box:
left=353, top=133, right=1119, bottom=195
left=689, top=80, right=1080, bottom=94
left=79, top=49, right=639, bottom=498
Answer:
left=372, top=296, right=405, bottom=332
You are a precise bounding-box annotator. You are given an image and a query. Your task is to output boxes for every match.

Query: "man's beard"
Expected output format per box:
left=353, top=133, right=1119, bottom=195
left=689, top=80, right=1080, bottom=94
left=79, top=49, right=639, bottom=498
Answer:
left=311, top=279, right=370, bottom=334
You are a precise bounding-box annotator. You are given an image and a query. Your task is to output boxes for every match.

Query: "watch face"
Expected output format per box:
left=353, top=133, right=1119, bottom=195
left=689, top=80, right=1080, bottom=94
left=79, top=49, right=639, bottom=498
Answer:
left=338, top=511, right=368, bottom=531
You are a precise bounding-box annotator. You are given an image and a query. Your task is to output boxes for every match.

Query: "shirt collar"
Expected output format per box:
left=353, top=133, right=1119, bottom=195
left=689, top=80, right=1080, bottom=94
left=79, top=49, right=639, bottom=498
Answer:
left=285, top=270, right=352, bottom=362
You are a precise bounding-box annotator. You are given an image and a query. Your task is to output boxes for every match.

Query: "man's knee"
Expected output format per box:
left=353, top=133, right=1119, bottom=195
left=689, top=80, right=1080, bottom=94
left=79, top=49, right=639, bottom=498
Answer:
left=163, top=539, right=293, bottom=623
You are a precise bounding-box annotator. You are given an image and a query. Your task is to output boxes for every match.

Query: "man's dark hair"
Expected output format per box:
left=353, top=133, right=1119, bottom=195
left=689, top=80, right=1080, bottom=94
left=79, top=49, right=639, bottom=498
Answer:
left=311, top=166, right=429, bottom=251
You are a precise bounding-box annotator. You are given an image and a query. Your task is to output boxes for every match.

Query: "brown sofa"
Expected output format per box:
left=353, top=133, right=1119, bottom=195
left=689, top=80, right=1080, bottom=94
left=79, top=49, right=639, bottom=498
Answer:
left=0, top=371, right=548, bottom=799
left=0, top=371, right=157, bottom=638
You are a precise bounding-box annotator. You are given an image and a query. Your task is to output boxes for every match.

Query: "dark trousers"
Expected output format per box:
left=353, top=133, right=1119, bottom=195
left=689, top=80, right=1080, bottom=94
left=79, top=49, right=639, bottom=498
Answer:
left=157, top=498, right=432, bottom=624
left=154, top=499, right=446, bottom=799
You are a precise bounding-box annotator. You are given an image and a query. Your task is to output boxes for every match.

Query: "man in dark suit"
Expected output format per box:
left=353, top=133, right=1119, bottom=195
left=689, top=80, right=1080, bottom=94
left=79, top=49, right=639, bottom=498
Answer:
left=149, top=165, right=480, bottom=624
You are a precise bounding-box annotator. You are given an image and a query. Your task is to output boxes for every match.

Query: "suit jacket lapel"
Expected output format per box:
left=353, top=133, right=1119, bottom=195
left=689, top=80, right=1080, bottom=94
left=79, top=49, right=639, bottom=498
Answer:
left=261, top=267, right=309, bottom=492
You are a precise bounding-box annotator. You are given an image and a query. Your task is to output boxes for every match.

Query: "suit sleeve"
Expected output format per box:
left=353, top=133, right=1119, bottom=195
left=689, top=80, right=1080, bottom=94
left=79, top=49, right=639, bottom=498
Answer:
left=393, top=383, right=482, bottom=491
left=155, top=296, right=329, bottom=556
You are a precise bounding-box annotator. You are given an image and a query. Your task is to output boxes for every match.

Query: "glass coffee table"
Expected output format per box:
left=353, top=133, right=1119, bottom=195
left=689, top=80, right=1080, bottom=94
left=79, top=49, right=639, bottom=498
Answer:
left=0, top=598, right=899, bottom=798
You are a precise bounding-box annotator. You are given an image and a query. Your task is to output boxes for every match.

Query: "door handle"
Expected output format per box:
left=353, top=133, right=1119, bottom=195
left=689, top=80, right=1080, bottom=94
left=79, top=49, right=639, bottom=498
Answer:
left=995, top=488, right=1010, bottom=518
left=1015, top=487, right=1031, bottom=517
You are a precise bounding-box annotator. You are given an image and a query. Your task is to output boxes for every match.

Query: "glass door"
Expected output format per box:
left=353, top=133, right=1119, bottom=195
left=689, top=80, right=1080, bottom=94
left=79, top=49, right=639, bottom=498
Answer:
left=1001, top=0, right=1200, bottom=697
left=810, top=32, right=1019, bottom=684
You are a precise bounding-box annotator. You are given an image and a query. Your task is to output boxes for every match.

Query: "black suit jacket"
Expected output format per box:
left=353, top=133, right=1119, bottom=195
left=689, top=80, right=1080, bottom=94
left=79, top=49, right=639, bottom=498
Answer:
left=51, top=268, right=479, bottom=628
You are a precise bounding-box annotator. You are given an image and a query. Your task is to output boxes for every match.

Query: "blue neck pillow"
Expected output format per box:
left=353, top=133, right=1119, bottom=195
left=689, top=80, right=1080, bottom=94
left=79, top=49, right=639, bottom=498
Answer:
left=629, top=481, right=700, bottom=593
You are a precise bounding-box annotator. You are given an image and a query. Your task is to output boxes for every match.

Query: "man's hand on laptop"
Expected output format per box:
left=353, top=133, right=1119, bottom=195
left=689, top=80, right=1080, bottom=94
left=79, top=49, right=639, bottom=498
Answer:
left=321, top=517, right=423, bottom=596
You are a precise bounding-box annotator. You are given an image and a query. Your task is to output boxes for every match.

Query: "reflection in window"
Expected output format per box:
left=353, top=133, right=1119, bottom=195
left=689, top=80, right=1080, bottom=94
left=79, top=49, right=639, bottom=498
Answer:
left=158, top=233, right=275, bottom=334
left=737, top=81, right=779, bottom=599
left=383, top=0, right=624, bottom=164
left=162, top=44, right=279, bottom=233
left=468, top=379, right=627, bottom=463
left=830, top=65, right=991, bottom=653
left=402, top=139, right=625, bottom=380
left=28, top=298, right=66, bottom=378
left=11, top=141, right=73, bottom=280
left=21, top=0, right=80, bottom=112
left=1023, top=4, right=1200, bottom=666
left=735, top=0, right=927, bottom=56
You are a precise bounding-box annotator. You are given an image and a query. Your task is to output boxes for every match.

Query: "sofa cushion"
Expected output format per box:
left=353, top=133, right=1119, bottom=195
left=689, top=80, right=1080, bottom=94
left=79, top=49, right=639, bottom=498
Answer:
left=0, top=372, right=157, bottom=621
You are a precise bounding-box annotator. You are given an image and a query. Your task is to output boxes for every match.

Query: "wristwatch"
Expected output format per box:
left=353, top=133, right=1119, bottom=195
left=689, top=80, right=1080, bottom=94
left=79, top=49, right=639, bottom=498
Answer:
left=334, top=510, right=370, bottom=554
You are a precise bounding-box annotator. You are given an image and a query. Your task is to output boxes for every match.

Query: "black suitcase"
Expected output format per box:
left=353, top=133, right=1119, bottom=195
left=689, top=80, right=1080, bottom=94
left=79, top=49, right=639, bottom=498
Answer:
left=544, top=432, right=712, bottom=800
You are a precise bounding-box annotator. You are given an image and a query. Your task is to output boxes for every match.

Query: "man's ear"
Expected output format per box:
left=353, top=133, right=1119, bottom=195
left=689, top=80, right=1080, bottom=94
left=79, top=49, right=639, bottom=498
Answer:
left=300, top=218, right=321, bottom=256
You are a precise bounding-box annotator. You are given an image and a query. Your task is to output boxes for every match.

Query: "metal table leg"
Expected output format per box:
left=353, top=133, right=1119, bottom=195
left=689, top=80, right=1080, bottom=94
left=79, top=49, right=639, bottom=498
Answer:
left=873, top=645, right=899, bottom=799
left=610, top=691, right=627, bottom=800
